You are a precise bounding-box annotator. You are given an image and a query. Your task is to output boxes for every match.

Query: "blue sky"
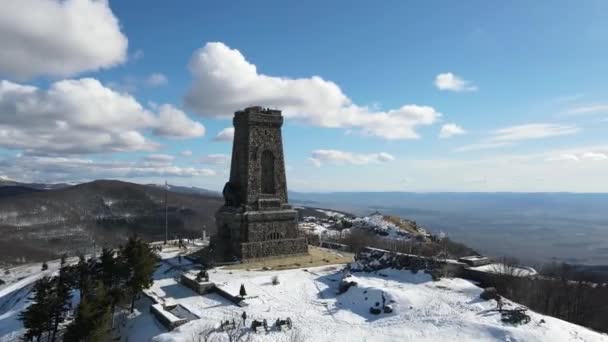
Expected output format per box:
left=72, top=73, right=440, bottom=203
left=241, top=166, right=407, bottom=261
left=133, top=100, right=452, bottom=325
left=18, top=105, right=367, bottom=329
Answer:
left=0, top=0, right=607, bottom=192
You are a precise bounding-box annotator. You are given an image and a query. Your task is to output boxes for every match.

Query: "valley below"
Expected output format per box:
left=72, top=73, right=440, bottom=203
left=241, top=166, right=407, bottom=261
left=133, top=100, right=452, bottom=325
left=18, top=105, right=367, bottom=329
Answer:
left=1, top=180, right=607, bottom=270
left=290, top=192, right=608, bottom=266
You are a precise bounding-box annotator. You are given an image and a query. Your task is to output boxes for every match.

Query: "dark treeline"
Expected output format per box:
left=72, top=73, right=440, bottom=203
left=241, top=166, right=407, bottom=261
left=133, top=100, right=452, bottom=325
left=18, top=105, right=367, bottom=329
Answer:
left=19, top=236, right=158, bottom=342
left=489, top=261, right=608, bottom=334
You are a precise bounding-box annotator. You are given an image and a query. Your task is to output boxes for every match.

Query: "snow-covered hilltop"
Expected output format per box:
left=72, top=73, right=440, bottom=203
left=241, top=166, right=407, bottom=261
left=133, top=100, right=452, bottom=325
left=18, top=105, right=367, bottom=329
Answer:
left=1, top=245, right=607, bottom=342
left=298, top=209, right=430, bottom=241
left=0, top=207, right=605, bottom=342
left=150, top=255, right=607, bottom=342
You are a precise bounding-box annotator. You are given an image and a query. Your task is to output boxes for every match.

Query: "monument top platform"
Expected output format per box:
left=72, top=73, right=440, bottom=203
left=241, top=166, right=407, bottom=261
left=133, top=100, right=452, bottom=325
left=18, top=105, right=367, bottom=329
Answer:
left=236, top=106, right=281, bottom=116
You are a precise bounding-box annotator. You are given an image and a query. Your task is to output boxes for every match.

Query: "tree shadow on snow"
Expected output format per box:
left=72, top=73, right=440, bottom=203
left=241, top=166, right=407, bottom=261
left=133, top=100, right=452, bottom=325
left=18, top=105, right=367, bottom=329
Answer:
left=153, top=256, right=198, bottom=281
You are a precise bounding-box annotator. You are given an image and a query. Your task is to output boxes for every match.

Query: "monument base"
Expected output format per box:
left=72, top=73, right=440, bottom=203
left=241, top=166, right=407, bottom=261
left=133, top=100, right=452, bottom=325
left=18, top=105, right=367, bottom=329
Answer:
left=216, top=206, right=309, bottom=261
left=240, top=237, right=308, bottom=261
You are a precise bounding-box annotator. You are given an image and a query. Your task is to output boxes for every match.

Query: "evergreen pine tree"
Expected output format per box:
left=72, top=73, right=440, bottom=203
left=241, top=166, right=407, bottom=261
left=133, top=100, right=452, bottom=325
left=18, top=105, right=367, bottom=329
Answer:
left=41, top=262, right=48, bottom=271
left=19, top=276, right=53, bottom=341
left=239, top=284, right=247, bottom=297
left=99, top=248, right=116, bottom=288
left=64, top=282, right=111, bottom=342
left=99, top=247, right=126, bottom=325
left=62, top=298, right=93, bottom=342
left=120, top=236, right=157, bottom=312
left=74, top=254, right=90, bottom=300
left=49, top=255, right=73, bottom=342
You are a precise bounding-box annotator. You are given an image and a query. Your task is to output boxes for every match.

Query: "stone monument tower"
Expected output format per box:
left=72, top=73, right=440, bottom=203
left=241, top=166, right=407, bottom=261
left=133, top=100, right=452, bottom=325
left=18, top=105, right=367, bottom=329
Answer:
left=215, top=106, right=308, bottom=260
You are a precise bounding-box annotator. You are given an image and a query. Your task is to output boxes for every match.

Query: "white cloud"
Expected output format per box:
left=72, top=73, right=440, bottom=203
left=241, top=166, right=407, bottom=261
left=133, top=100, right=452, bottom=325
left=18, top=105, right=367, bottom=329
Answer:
left=108, top=73, right=169, bottom=92
left=0, top=0, right=128, bottom=79
left=214, top=127, right=235, bottom=142
left=290, top=147, right=608, bottom=192
left=544, top=146, right=608, bottom=163
left=0, top=78, right=205, bottom=155
left=308, top=158, right=322, bottom=168
left=566, top=104, right=608, bottom=115
left=545, top=154, right=580, bottom=162
left=145, top=154, right=174, bottom=164
left=131, top=49, right=144, bottom=62
left=0, top=155, right=216, bottom=183
left=581, top=152, right=608, bottom=161
left=184, top=42, right=441, bottom=140
left=309, top=150, right=395, bottom=167
left=455, top=142, right=513, bottom=152
left=154, top=104, right=205, bottom=138
left=455, top=123, right=579, bottom=152
left=551, top=93, right=585, bottom=104
left=439, top=123, right=466, bottom=138
left=202, top=154, right=230, bottom=165
left=181, top=150, right=193, bottom=156
left=434, top=73, right=477, bottom=92
left=145, top=73, right=168, bottom=87
left=107, top=76, right=138, bottom=93
left=491, top=123, right=580, bottom=142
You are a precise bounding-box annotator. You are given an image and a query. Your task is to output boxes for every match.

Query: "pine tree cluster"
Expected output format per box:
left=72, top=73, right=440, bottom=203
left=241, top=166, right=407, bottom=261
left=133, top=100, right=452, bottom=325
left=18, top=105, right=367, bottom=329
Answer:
left=19, top=236, right=159, bottom=342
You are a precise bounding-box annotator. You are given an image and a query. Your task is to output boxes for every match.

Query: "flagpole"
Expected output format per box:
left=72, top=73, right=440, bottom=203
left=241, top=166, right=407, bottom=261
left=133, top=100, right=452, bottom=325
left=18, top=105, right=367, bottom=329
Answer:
left=164, top=180, right=168, bottom=244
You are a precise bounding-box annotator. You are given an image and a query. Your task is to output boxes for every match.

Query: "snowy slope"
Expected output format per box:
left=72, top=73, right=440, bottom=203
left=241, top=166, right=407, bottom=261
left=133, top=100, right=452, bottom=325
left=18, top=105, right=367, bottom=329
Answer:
left=315, top=209, right=346, bottom=218
left=152, top=265, right=608, bottom=342
left=351, top=213, right=426, bottom=240
left=0, top=258, right=83, bottom=342
left=300, top=212, right=428, bottom=241
left=3, top=251, right=607, bottom=342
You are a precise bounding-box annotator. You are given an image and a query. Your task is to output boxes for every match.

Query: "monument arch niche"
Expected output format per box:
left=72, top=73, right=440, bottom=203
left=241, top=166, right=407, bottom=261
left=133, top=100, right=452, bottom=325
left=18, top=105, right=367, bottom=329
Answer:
left=215, top=107, right=308, bottom=260
left=261, top=150, right=275, bottom=194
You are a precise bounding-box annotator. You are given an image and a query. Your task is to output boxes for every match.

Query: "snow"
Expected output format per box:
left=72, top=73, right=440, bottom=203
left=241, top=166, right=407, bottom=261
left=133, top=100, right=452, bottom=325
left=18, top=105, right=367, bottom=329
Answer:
left=116, top=297, right=165, bottom=342
left=351, top=213, right=415, bottom=240
left=460, top=256, right=489, bottom=263
left=150, top=264, right=608, bottom=342
left=151, top=304, right=187, bottom=324
left=0, top=209, right=66, bottom=227
left=0, top=279, right=34, bottom=342
left=301, top=212, right=425, bottom=241
left=0, top=258, right=79, bottom=342
left=299, top=221, right=341, bottom=237
left=316, top=209, right=345, bottom=218
left=0, top=245, right=207, bottom=342
left=301, top=210, right=421, bottom=241
left=298, top=216, right=347, bottom=239
left=470, top=264, right=538, bottom=277
left=103, top=198, right=116, bottom=207
left=2, top=248, right=606, bottom=342
left=0, top=259, right=70, bottom=297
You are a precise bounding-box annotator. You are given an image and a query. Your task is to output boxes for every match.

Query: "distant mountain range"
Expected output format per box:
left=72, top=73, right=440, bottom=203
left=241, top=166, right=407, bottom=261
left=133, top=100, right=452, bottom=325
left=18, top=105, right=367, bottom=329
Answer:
left=0, top=178, right=74, bottom=191
left=0, top=178, right=220, bottom=196
left=146, top=183, right=220, bottom=197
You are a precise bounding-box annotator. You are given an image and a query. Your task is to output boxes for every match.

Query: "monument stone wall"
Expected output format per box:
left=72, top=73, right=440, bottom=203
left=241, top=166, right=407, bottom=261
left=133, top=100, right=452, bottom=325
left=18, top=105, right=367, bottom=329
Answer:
left=215, top=107, right=308, bottom=260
